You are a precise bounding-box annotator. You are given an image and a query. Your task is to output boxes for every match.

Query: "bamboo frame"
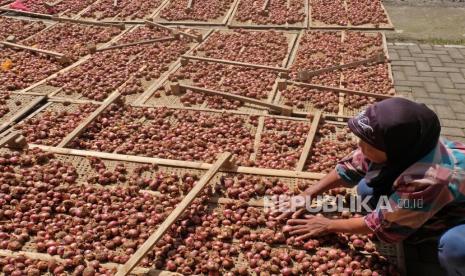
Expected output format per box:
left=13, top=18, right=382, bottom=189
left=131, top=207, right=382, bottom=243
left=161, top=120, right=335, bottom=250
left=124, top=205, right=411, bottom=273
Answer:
left=181, top=55, right=289, bottom=72
left=95, top=36, right=176, bottom=52
left=115, top=152, right=233, bottom=276
left=151, top=0, right=240, bottom=26
left=191, top=28, right=297, bottom=69
left=308, top=0, right=394, bottom=30
left=286, top=80, right=394, bottom=100
left=0, top=16, right=57, bottom=43
left=297, top=52, right=386, bottom=80
left=56, top=92, right=120, bottom=147
left=18, top=25, right=134, bottom=95
left=0, top=7, right=53, bottom=18
left=174, top=83, right=293, bottom=115
left=227, top=0, right=308, bottom=29
left=132, top=28, right=214, bottom=106
left=30, top=144, right=326, bottom=179
left=145, top=20, right=203, bottom=41
left=187, top=0, right=194, bottom=10
left=296, top=110, right=321, bottom=171
left=50, top=16, right=125, bottom=28
left=0, top=40, right=69, bottom=63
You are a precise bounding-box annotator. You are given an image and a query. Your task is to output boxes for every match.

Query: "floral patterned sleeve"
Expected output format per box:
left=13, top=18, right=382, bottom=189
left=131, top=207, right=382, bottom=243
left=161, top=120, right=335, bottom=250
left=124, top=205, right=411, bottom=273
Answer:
left=335, top=149, right=371, bottom=186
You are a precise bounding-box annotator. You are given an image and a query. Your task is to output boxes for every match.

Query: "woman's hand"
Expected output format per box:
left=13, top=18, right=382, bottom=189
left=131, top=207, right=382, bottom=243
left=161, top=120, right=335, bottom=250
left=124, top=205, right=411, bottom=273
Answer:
left=284, top=215, right=333, bottom=241
left=272, top=169, right=348, bottom=221
left=271, top=188, right=316, bottom=221
left=284, top=216, right=373, bottom=240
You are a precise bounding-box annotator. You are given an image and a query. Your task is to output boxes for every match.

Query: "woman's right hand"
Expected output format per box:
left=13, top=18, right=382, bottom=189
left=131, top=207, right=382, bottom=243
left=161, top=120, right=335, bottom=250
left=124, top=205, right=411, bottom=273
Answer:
left=271, top=187, right=317, bottom=221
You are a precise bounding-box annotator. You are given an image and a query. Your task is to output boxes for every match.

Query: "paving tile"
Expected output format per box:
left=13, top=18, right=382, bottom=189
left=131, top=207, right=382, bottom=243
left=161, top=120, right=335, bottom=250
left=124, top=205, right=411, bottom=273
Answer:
left=440, top=119, right=465, bottom=128
left=414, top=97, right=448, bottom=106
left=443, top=88, right=465, bottom=95
left=456, top=83, right=465, bottom=89
left=392, top=71, right=406, bottom=81
left=389, top=51, right=399, bottom=60
left=443, top=62, right=465, bottom=68
left=441, top=127, right=465, bottom=136
left=448, top=101, right=465, bottom=113
left=429, top=93, right=462, bottom=100
left=407, top=76, right=435, bottom=82
left=408, top=44, right=422, bottom=53
left=394, top=85, right=413, bottom=93
left=438, top=55, right=454, bottom=63
left=432, top=66, right=461, bottom=73
left=457, top=113, right=465, bottom=120
left=392, top=60, right=415, bottom=66
left=402, top=66, right=419, bottom=76
left=419, top=44, right=432, bottom=50
left=446, top=136, right=465, bottom=143
left=397, top=49, right=412, bottom=57
left=423, top=49, right=449, bottom=55
left=423, top=81, right=441, bottom=93
left=395, top=80, right=424, bottom=87
left=435, top=105, right=457, bottom=119
left=411, top=87, right=429, bottom=98
left=415, top=61, right=431, bottom=71
left=446, top=48, right=465, bottom=59
left=449, top=72, right=465, bottom=84
left=427, top=57, right=443, bottom=67
left=419, top=71, right=448, bottom=78
left=435, top=77, right=455, bottom=89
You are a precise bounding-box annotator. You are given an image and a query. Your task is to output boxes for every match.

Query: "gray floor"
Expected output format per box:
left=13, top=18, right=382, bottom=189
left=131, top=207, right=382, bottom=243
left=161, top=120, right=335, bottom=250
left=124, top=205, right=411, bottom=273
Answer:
left=384, top=1, right=465, bottom=43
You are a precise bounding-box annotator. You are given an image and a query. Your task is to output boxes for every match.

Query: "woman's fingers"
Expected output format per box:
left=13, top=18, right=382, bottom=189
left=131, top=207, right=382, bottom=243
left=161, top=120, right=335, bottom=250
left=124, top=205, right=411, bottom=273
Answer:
left=287, top=219, right=310, bottom=225
left=289, top=227, right=311, bottom=235
left=296, top=232, right=317, bottom=241
left=291, top=208, right=306, bottom=219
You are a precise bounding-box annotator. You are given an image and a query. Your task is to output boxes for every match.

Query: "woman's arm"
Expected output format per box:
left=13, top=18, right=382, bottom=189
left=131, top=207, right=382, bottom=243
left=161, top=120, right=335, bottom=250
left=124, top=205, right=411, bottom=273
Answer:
left=285, top=216, right=372, bottom=241
left=302, top=169, right=353, bottom=197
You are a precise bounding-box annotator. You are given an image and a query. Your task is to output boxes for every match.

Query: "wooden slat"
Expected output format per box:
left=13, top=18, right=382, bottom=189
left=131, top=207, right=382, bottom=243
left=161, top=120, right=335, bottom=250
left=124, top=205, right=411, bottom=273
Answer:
left=187, top=0, right=194, bottom=10
left=30, top=144, right=326, bottom=179
left=176, top=83, right=293, bottom=115
left=96, top=36, right=176, bottom=52
left=287, top=80, right=394, bottom=100
left=297, top=52, right=386, bottom=80
left=261, top=0, right=270, bottom=11
left=115, top=152, right=232, bottom=276
left=144, top=20, right=202, bottom=41
left=0, top=7, right=53, bottom=18
left=0, top=131, right=26, bottom=149
left=56, top=92, right=121, bottom=147
left=0, top=40, right=67, bottom=61
left=182, top=55, right=289, bottom=72
left=0, top=96, right=46, bottom=133
left=0, top=249, right=168, bottom=275
left=51, top=16, right=125, bottom=29
left=250, top=116, right=265, bottom=161
left=296, top=110, right=321, bottom=171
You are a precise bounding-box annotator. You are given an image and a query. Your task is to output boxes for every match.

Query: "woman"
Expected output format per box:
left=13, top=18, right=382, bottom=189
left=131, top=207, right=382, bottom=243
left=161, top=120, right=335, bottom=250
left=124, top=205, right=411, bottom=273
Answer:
left=278, top=98, right=465, bottom=275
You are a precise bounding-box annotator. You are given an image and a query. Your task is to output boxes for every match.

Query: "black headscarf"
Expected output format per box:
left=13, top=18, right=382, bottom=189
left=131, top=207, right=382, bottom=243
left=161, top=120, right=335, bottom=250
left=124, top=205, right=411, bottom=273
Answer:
left=348, top=98, right=441, bottom=197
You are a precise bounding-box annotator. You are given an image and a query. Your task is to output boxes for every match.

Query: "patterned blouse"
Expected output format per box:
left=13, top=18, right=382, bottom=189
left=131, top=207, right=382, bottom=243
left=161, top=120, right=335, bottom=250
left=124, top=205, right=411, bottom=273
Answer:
left=336, top=138, right=465, bottom=243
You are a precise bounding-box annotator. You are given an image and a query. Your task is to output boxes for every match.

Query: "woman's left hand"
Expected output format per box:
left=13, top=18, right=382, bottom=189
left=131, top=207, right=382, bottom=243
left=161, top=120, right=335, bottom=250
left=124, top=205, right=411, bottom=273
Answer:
left=284, top=215, right=333, bottom=241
